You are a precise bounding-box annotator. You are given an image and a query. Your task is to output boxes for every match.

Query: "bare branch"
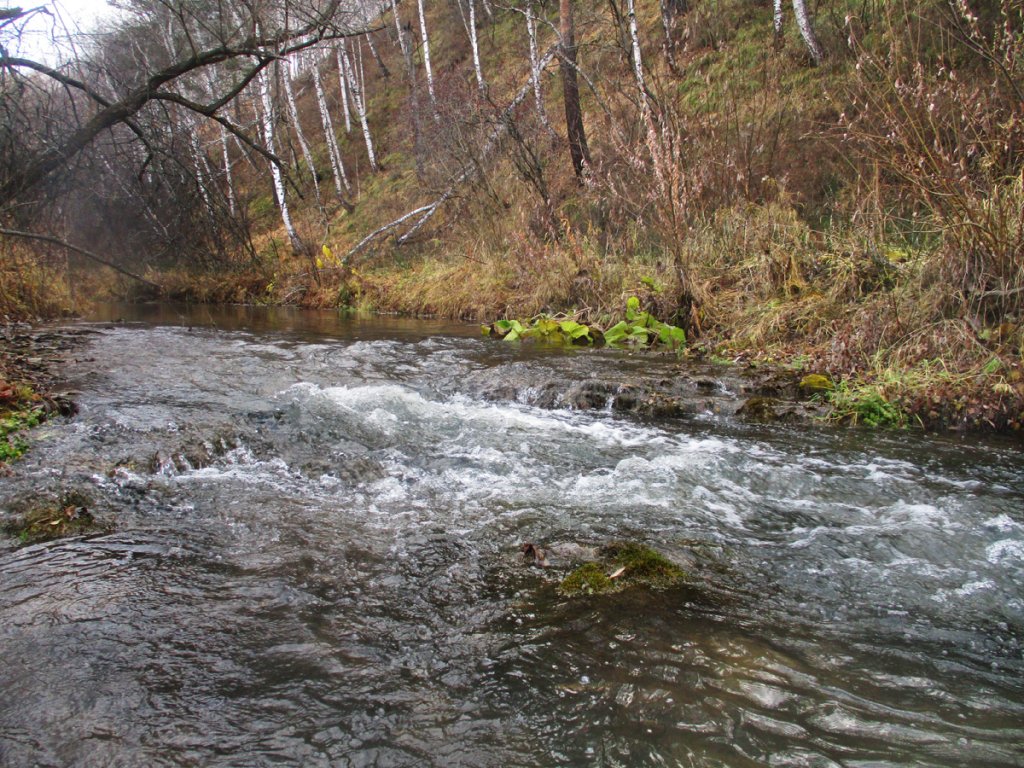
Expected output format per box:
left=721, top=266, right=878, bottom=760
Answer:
left=0, top=227, right=161, bottom=288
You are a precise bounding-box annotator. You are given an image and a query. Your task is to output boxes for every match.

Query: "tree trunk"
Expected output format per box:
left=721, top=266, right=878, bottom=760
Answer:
left=468, top=0, right=486, bottom=93
left=218, top=124, right=236, bottom=216
left=187, top=121, right=217, bottom=219
left=525, top=2, right=550, bottom=129
left=340, top=40, right=379, bottom=171
left=627, top=0, right=665, bottom=190
left=364, top=32, right=390, bottom=78
left=335, top=47, right=353, bottom=132
left=281, top=57, right=323, bottom=208
left=257, top=67, right=304, bottom=253
left=773, top=0, right=784, bottom=41
left=792, top=0, right=824, bottom=65
left=559, top=0, right=590, bottom=179
left=660, top=0, right=686, bottom=69
left=416, top=0, right=438, bottom=111
left=391, top=0, right=426, bottom=177
left=312, top=55, right=351, bottom=201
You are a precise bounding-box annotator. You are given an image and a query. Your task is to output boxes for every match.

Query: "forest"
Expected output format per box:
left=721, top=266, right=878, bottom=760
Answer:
left=1, top=0, right=1022, bottom=431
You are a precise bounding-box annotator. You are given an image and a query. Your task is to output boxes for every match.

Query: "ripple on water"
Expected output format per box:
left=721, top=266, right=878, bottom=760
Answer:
left=1, top=321, right=1022, bottom=766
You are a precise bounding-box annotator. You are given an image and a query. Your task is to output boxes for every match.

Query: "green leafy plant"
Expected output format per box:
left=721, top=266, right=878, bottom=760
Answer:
left=826, top=381, right=906, bottom=428
left=484, top=299, right=685, bottom=353
left=603, top=296, right=686, bottom=352
left=1, top=381, right=44, bottom=464
left=482, top=314, right=593, bottom=345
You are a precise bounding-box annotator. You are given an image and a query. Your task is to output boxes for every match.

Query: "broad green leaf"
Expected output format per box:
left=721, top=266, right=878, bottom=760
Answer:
left=604, top=320, right=631, bottom=345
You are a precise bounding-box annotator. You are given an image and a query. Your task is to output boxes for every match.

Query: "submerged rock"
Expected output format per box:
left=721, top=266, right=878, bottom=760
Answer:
left=554, top=542, right=688, bottom=597
left=2, top=490, right=108, bottom=545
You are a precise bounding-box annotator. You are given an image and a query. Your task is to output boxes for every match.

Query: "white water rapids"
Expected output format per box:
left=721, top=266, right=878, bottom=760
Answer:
left=0, top=309, right=1021, bottom=766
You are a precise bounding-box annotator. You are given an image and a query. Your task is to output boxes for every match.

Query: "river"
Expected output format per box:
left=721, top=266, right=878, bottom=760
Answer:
left=1, top=304, right=1022, bottom=767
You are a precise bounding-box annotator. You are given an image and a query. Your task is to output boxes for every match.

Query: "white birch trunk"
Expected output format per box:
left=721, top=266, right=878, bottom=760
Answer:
left=792, top=0, right=824, bottom=64
left=365, top=32, right=390, bottom=77
left=773, top=0, right=784, bottom=38
left=218, top=126, right=236, bottom=216
left=525, top=3, right=550, bottom=128
left=335, top=47, right=353, bottom=132
left=392, top=0, right=412, bottom=60
left=417, top=0, right=438, bottom=110
left=340, top=40, right=379, bottom=171
left=627, top=0, right=666, bottom=190
left=282, top=57, right=323, bottom=205
left=468, top=0, right=486, bottom=92
left=257, top=67, right=302, bottom=251
left=312, top=57, right=351, bottom=197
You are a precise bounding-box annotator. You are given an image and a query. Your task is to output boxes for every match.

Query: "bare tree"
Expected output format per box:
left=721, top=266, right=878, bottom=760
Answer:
left=524, top=1, right=550, bottom=129
left=311, top=48, right=352, bottom=204
left=558, top=0, right=589, bottom=179
left=256, top=62, right=303, bottom=251
left=775, top=0, right=825, bottom=64
left=0, top=0, right=376, bottom=213
left=282, top=56, right=324, bottom=209
left=339, top=38, right=379, bottom=171
left=416, top=0, right=438, bottom=112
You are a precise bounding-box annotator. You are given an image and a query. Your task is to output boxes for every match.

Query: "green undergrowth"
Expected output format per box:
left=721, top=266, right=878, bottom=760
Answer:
left=559, top=543, right=687, bottom=597
left=0, top=382, right=45, bottom=464
left=484, top=297, right=686, bottom=351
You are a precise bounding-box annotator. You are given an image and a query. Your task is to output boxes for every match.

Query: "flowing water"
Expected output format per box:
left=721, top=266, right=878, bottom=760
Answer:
left=1, top=305, right=1022, bottom=767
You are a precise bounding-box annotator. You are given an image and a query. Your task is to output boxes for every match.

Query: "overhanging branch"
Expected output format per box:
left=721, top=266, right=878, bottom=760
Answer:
left=0, top=227, right=161, bottom=288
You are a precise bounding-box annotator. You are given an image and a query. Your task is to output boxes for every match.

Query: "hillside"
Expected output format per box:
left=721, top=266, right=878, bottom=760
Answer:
left=2, top=0, right=1023, bottom=431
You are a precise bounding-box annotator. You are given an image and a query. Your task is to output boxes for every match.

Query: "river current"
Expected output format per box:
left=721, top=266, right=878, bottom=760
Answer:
left=1, top=305, right=1022, bottom=767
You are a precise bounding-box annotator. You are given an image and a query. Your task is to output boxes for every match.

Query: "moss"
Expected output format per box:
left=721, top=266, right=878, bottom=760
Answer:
left=558, top=542, right=687, bottom=597
left=2, top=491, right=107, bottom=545
left=559, top=562, right=613, bottom=596
left=799, top=373, right=834, bottom=395
left=0, top=381, right=45, bottom=464
left=603, top=542, right=687, bottom=589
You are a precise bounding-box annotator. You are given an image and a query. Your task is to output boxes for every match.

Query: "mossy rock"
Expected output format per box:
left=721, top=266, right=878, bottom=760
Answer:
left=798, top=373, right=834, bottom=396
left=2, top=491, right=107, bottom=545
left=558, top=542, right=687, bottom=597
left=559, top=562, right=613, bottom=596
left=738, top=396, right=782, bottom=421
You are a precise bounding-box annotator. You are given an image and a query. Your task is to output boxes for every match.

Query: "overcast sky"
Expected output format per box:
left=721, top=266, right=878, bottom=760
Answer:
left=6, top=0, right=120, bottom=64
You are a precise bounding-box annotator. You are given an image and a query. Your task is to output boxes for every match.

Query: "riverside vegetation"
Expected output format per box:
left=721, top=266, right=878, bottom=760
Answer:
left=1, top=0, right=1022, bottom=433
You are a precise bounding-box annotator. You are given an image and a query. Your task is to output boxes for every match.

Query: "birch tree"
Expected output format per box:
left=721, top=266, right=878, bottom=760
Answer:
left=364, top=31, right=390, bottom=78
left=334, top=47, right=354, bottom=132
left=311, top=51, right=352, bottom=202
left=775, top=0, right=825, bottom=65
left=390, top=0, right=425, bottom=175
left=257, top=65, right=303, bottom=251
left=626, top=0, right=665, bottom=189
left=339, top=39, right=379, bottom=171
left=524, top=2, right=550, bottom=129
left=792, top=0, right=824, bottom=65
left=467, top=0, right=486, bottom=93
left=416, top=0, right=438, bottom=111
left=281, top=57, right=323, bottom=207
